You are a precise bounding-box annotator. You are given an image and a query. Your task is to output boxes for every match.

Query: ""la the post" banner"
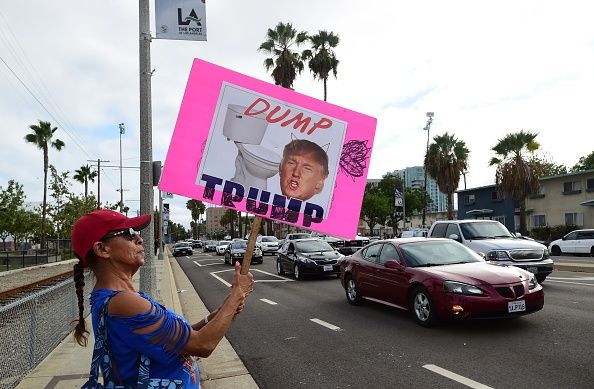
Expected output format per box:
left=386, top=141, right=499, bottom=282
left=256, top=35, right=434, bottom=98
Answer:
left=159, top=59, right=376, bottom=239
left=155, top=0, right=206, bottom=41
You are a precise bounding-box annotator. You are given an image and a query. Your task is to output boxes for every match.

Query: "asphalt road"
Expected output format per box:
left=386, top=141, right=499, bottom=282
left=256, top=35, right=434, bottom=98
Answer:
left=176, top=251, right=594, bottom=389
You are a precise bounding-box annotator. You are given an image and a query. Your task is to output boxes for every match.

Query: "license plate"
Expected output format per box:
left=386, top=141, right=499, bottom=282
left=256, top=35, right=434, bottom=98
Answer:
left=526, top=267, right=538, bottom=274
left=508, top=300, right=526, bottom=313
left=323, top=265, right=333, bottom=271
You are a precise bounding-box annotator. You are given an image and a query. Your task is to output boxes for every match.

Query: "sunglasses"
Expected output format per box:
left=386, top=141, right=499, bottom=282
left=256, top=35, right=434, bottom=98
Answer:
left=103, top=227, right=142, bottom=241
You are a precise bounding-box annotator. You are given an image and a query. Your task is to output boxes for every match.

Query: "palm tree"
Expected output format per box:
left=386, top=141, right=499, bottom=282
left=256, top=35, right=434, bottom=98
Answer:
left=73, top=164, right=97, bottom=199
left=424, top=132, right=470, bottom=220
left=258, top=22, right=309, bottom=89
left=305, top=30, right=339, bottom=101
left=489, top=130, right=540, bottom=235
left=186, top=199, right=205, bottom=238
left=24, top=120, right=65, bottom=248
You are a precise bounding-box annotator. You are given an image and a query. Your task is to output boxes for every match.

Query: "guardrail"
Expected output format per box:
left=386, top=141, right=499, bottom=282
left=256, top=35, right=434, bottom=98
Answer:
left=0, top=274, right=91, bottom=389
left=0, top=248, right=74, bottom=272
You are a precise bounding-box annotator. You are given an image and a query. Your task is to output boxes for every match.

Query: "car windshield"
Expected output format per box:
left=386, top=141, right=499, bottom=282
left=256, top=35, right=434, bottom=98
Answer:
left=290, top=234, right=312, bottom=240
left=206, top=240, right=216, bottom=245
left=295, top=240, right=334, bottom=253
left=218, top=241, right=231, bottom=246
left=262, top=236, right=278, bottom=242
left=459, top=222, right=513, bottom=240
left=175, top=243, right=190, bottom=248
left=231, top=241, right=247, bottom=249
left=400, top=241, right=483, bottom=267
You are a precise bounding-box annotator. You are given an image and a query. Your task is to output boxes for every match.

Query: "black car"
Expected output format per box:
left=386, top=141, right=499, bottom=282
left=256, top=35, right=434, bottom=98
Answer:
left=224, top=240, right=263, bottom=265
left=203, top=240, right=217, bottom=253
left=172, top=242, right=193, bottom=257
left=276, top=238, right=344, bottom=279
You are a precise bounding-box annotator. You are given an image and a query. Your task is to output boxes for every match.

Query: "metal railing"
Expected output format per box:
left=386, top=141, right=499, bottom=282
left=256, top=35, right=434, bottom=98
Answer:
left=0, top=274, right=92, bottom=389
left=0, top=247, right=74, bottom=272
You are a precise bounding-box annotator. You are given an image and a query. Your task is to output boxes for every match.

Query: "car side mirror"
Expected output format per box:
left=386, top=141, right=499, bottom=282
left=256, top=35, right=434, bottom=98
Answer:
left=477, top=252, right=486, bottom=259
left=448, top=233, right=461, bottom=242
left=561, top=237, right=566, bottom=240
left=384, top=260, right=401, bottom=269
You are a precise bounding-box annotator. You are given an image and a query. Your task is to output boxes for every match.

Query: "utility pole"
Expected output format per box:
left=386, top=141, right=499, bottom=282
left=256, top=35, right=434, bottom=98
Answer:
left=139, top=0, right=155, bottom=296
left=88, top=159, right=109, bottom=208
left=118, top=123, right=125, bottom=212
left=422, top=112, right=434, bottom=229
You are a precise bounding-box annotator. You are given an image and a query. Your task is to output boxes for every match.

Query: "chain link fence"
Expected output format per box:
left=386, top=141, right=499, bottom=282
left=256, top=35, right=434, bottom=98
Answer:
left=0, top=273, right=92, bottom=389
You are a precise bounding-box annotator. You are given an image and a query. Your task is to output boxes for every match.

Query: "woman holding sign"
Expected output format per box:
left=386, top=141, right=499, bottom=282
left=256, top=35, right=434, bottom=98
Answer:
left=70, top=209, right=254, bottom=388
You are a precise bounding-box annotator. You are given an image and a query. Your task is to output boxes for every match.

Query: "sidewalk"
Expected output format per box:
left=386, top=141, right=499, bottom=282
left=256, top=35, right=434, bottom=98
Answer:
left=15, top=251, right=258, bottom=389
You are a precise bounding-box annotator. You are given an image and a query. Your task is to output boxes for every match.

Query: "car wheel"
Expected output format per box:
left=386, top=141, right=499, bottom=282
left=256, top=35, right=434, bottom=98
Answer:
left=276, top=259, right=285, bottom=275
left=536, top=274, right=547, bottom=283
left=410, top=287, right=436, bottom=327
left=551, top=245, right=562, bottom=256
left=345, top=276, right=362, bottom=305
left=294, top=263, right=302, bottom=280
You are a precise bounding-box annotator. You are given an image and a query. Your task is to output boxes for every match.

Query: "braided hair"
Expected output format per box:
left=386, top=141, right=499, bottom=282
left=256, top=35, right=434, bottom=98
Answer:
left=72, top=260, right=90, bottom=346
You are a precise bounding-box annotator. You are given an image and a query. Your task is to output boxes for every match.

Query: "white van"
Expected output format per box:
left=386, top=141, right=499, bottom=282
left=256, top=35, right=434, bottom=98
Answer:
left=400, top=230, right=427, bottom=238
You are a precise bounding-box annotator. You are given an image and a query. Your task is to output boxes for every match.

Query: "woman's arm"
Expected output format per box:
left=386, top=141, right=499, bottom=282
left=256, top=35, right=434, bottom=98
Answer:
left=183, top=262, right=253, bottom=357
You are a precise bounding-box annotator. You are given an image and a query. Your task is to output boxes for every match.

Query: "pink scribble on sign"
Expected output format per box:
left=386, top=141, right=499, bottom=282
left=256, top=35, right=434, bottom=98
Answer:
left=159, top=58, right=376, bottom=239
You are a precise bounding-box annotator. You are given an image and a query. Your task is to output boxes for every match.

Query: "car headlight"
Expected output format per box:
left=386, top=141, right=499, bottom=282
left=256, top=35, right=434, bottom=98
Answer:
left=528, top=275, right=539, bottom=290
left=233, top=253, right=243, bottom=258
left=444, top=281, right=485, bottom=296
left=298, top=256, right=314, bottom=264
left=542, top=248, right=550, bottom=259
left=487, top=250, right=510, bottom=260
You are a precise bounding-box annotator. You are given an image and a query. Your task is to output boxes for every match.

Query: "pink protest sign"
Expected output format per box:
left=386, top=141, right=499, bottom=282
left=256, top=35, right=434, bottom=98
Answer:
left=159, top=59, right=376, bottom=239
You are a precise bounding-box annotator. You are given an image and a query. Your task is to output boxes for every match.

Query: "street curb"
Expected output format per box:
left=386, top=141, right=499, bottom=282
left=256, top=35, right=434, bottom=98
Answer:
left=169, top=257, right=259, bottom=389
left=554, top=262, right=594, bottom=273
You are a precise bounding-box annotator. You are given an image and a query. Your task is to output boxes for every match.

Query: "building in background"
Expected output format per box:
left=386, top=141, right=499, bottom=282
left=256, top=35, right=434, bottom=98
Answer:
left=456, top=184, right=518, bottom=232
left=526, top=169, right=594, bottom=229
left=391, top=166, right=448, bottom=213
left=205, top=206, right=227, bottom=237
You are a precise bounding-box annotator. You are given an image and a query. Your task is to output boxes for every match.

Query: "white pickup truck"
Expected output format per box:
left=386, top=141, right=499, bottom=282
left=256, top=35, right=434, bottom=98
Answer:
left=427, top=219, right=553, bottom=283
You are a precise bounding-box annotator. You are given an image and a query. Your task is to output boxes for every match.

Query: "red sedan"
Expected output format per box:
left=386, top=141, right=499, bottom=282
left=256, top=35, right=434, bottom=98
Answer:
left=340, top=238, right=544, bottom=327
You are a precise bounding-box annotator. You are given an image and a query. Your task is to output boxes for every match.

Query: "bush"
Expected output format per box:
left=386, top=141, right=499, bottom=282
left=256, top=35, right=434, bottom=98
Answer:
left=532, top=225, right=578, bottom=244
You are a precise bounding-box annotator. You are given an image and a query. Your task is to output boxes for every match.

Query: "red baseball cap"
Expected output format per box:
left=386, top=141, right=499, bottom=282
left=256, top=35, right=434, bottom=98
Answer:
left=71, top=209, right=151, bottom=263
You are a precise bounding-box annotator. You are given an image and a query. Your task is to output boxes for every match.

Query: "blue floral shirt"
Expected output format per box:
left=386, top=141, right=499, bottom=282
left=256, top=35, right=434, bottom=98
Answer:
left=90, top=289, right=200, bottom=388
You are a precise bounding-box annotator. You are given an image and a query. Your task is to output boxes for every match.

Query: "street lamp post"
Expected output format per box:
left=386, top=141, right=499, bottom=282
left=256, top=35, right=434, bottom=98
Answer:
left=118, top=123, right=125, bottom=212
left=422, top=112, right=434, bottom=229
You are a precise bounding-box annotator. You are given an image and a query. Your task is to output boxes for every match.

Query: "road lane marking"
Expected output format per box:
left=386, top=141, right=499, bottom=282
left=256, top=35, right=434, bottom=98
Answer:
left=251, top=268, right=294, bottom=282
left=423, top=364, right=493, bottom=389
left=546, top=279, right=594, bottom=287
left=210, top=272, right=232, bottom=287
left=548, top=276, right=594, bottom=281
left=208, top=268, right=294, bottom=287
left=193, top=259, right=225, bottom=267
left=310, top=318, right=341, bottom=331
left=260, top=299, right=278, bottom=305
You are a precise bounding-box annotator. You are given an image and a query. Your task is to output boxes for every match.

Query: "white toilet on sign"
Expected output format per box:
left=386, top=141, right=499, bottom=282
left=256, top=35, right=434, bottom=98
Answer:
left=222, top=104, right=281, bottom=190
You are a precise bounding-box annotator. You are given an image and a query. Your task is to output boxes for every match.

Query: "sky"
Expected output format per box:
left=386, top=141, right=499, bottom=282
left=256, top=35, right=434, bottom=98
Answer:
left=1, top=0, right=593, bottom=229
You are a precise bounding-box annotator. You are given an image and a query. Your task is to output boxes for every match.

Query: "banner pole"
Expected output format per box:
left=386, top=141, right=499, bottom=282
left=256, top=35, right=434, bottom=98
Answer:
left=240, top=215, right=262, bottom=274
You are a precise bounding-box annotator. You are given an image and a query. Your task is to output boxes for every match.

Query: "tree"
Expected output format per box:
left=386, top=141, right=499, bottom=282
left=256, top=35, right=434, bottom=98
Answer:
left=24, top=120, right=65, bottom=248
left=489, top=130, right=540, bottom=235
left=571, top=151, right=594, bottom=172
left=305, top=30, right=339, bottom=101
left=73, top=164, right=97, bottom=198
left=360, top=184, right=391, bottom=236
left=186, top=199, right=205, bottom=238
left=0, top=180, right=26, bottom=250
left=59, top=194, right=98, bottom=240
left=258, top=22, right=308, bottom=89
left=47, top=165, right=71, bottom=249
left=220, top=209, right=238, bottom=238
left=424, top=132, right=470, bottom=220
left=528, top=154, right=568, bottom=178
